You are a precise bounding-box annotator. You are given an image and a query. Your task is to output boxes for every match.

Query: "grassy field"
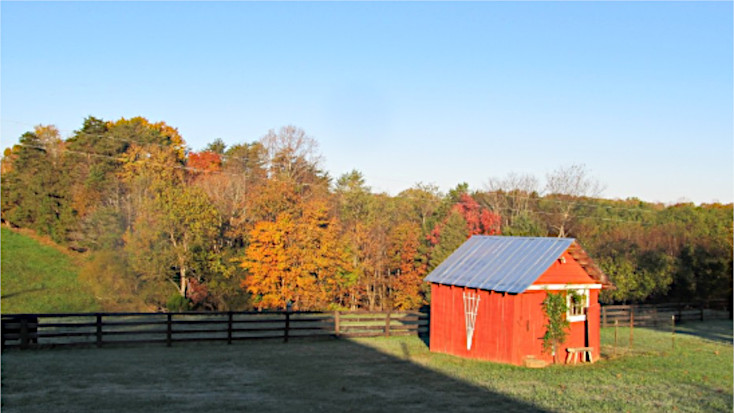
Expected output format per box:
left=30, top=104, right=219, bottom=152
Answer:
left=2, top=320, right=731, bottom=412
left=1, top=227, right=98, bottom=314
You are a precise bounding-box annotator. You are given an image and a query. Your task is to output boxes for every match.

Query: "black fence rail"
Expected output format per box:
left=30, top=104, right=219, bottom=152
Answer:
left=1, top=310, right=429, bottom=351
left=600, top=301, right=730, bottom=328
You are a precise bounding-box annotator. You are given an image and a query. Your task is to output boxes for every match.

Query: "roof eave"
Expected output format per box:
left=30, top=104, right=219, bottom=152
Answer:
left=566, top=241, right=615, bottom=290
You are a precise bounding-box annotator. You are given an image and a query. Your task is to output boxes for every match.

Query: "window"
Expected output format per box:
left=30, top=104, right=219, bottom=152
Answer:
left=567, top=289, right=588, bottom=322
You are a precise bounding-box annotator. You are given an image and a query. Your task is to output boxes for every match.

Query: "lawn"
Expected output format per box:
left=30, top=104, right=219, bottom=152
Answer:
left=2, top=320, right=731, bottom=412
left=1, top=227, right=99, bottom=314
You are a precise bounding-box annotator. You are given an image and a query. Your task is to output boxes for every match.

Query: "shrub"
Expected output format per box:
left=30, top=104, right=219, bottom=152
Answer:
left=166, top=294, right=191, bottom=312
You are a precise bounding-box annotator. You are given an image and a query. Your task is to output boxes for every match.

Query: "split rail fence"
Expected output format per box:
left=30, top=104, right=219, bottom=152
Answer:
left=1, top=310, right=428, bottom=351
left=601, top=302, right=730, bottom=328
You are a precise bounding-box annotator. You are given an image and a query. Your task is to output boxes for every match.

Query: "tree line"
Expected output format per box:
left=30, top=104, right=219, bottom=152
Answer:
left=2, top=117, right=731, bottom=311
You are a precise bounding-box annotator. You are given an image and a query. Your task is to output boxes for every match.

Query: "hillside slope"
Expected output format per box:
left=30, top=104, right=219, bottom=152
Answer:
left=1, top=227, right=99, bottom=314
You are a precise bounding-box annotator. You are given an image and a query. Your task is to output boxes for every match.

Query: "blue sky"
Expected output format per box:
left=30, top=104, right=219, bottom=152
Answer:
left=2, top=1, right=732, bottom=204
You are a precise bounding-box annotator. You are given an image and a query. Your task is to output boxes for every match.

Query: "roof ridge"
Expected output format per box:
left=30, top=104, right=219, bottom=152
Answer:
left=470, top=234, right=576, bottom=241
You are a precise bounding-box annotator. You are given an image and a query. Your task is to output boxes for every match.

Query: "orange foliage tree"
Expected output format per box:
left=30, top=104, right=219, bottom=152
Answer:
left=188, top=151, right=222, bottom=174
left=389, top=221, right=428, bottom=310
left=240, top=199, right=351, bottom=310
left=240, top=214, right=296, bottom=310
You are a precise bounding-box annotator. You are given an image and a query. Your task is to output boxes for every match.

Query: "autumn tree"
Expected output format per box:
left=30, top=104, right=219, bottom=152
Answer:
left=123, top=184, right=220, bottom=306
left=542, top=164, right=604, bottom=237
left=334, top=170, right=373, bottom=309
left=107, top=117, right=186, bottom=160
left=597, top=239, right=673, bottom=303
left=194, top=141, right=267, bottom=248
left=389, top=221, right=427, bottom=310
left=428, top=192, right=502, bottom=271
left=428, top=210, right=469, bottom=271
left=205, top=138, right=227, bottom=154
left=187, top=151, right=222, bottom=174
left=480, top=172, right=545, bottom=236
left=240, top=214, right=296, bottom=310
left=260, top=125, right=327, bottom=189
left=453, top=193, right=501, bottom=236
left=156, top=185, right=220, bottom=299
left=359, top=196, right=393, bottom=311
left=1, top=126, right=74, bottom=243
left=78, top=249, right=145, bottom=311
left=398, top=183, right=442, bottom=235
left=63, top=117, right=128, bottom=250
left=291, top=199, right=351, bottom=309
left=241, top=199, right=349, bottom=310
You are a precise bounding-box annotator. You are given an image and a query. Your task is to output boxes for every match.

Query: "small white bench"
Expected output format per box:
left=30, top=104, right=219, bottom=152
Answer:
left=566, top=347, right=593, bottom=364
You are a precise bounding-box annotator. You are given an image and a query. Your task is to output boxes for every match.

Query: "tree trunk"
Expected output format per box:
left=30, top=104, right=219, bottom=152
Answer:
left=179, top=266, right=187, bottom=298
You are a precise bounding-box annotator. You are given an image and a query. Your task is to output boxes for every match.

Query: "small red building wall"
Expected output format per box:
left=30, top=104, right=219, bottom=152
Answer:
left=429, top=250, right=601, bottom=365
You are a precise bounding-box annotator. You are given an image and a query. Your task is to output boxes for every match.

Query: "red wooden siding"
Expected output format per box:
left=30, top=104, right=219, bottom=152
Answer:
left=430, top=284, right=517, bottom=363
left=532, top=250, right=595, bottom=285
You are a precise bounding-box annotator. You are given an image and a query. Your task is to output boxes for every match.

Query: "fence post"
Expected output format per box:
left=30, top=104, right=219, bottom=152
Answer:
left=284, top=311, right=290, bottom=343
left=19, top=318, right=29, bottom=350
left=671, top=315, right=675, bottom=350
left=166, top=314, right=172, bottom=347
left=334, top=311, right=340, bottom=337
left=614, top=320, right=618, bottom=356
left=652, top=306, right=658, bottom=327
left=629, top=308, right=634, bottom=349
left=700, top=304, right=704, bottom=321
left=227, top=311, right=233, bottom=345
left=384, top=312, right=391, bottom=337
left=602, top=306, right=607, bottom=327
left=96, top=314, right=103, bottom=348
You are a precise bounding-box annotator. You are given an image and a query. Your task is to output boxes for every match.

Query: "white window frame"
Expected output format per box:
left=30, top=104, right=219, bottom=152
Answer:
left=526, top=284, right=600, bottom=323
left=566, top=288, right=589, bottom=323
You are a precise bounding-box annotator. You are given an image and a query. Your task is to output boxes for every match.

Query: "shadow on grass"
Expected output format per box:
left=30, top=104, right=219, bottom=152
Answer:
left=0, top=286, right=47, bottom=300
left=674, top=320, right=733, bottom=344
left=628, top=319, right=733, bottom=346
left=1, top=336, right=549, bottom=413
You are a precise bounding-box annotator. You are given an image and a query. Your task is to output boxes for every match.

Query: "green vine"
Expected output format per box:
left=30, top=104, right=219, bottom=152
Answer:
left=542, top=291, right=570, bottom=363
left=568, top=289, right=586, bottom=314
left=568, top=289, right=585, bottom=305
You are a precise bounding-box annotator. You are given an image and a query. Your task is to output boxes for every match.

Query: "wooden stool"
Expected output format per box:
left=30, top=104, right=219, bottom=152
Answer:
left=565, top=347, right=593, bottom=364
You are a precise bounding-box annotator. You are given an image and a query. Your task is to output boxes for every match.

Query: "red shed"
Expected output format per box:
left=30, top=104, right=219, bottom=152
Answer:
left=424, top=236, right=612, bottom=366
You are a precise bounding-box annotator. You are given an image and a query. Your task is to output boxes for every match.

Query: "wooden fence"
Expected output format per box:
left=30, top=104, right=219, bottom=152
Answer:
left=601, top=302, right=730, bottom=328
left=1, top=310, right=429, bottom=351
left=4, top=302, right=727, bottom=351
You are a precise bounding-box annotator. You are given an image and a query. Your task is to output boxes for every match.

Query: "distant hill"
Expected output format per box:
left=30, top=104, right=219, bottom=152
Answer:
left=1, top=227, right=99, bottom=314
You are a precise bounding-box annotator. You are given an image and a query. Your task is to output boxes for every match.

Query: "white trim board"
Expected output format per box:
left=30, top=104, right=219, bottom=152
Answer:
left=525, top=284, right=602, bottom=291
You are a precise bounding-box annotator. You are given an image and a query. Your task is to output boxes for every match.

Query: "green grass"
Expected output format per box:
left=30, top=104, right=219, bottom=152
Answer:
left=2, top=320, right=731, bottom=412
left=1, top=227, right=99, bottom=314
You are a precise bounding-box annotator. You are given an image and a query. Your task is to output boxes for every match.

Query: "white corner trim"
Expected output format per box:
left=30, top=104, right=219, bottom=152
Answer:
left=525, top=283, right=602, bottom=291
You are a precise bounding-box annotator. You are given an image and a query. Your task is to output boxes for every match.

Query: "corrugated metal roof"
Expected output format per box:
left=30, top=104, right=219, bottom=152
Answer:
left=424, top=236, right=575, bottom=294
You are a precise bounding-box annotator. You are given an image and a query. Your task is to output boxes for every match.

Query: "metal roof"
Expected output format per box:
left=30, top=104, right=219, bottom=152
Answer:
left=423, top=236, right=575, bottom=294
